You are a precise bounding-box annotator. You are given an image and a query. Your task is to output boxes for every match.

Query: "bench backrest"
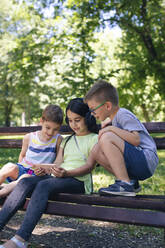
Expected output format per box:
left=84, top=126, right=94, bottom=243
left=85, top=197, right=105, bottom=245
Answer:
left=0, top=122, right=165, bottom=149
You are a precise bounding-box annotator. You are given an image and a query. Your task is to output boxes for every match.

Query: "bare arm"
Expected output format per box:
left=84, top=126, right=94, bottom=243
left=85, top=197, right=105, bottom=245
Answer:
left=99, top=126, right=140, bottom=146
left=55, top=135, right=63, bottom=155
left=54, top=146, right=64, bottom=166
left=18, top=134, right=30, bottom=163
left=52, top=152, right=96, bottom=178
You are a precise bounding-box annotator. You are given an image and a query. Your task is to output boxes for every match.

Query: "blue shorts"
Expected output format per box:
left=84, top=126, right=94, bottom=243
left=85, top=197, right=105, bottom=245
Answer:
left=6, top=163, right=35, bottom=183
left=124, top=142, right=152, bottom=180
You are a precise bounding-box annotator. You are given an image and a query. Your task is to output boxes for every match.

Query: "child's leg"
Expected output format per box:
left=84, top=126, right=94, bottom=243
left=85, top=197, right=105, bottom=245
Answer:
left=92, top=132, right=136, bottom=196
left=0, top=163, right=19, bottom=185
left=0, top=176, right=47, bottom=232
left=0, top=235, right=28, bottom=248
left=1, top=177, right=84, bottom=247
left=0, top=174, right=32, bottom=198
left=90, top=143, right=114, bottom=173
left=15, top=177, right=84, bottom=242
left=94, top=132, right=130, bottom=182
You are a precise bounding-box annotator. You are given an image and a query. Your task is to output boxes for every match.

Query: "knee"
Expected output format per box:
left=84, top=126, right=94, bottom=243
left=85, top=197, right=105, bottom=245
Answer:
left=0, top=163, right=18, bottom=178
left=35, top=180, right=48, bottom=193
left=99, top=132, right=117, bottom=146
left=5, top=162, right=18, bottom=173
left=17, top=177, right=32, bottom=188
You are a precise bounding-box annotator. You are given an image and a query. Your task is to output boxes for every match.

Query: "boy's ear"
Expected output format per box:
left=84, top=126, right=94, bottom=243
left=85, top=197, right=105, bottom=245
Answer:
left=105, top=101, right=112, bottom=111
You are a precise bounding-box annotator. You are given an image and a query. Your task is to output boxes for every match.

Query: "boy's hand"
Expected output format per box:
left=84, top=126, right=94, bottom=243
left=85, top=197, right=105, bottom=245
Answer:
left=98, top=125, right=114, bottom=139
left=51, top=167, right=67, bottom=177
left=101, top=118, right=111, bottom=128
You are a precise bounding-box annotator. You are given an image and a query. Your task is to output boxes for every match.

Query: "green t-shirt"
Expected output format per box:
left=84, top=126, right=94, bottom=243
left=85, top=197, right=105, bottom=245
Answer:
left=60, top=133, right=98, bottom=194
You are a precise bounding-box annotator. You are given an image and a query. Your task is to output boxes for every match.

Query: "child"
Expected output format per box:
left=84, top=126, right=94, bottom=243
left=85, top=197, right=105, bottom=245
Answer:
left=0, top=104, right=63, bottom=197
left=0, top=98, right=98, bottom=248
left=84, top=79, right=159, bottom=197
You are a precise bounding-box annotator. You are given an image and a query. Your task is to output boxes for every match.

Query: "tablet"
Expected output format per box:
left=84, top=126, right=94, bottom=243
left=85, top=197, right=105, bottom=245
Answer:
left=33, top=163, right=54, bottom=169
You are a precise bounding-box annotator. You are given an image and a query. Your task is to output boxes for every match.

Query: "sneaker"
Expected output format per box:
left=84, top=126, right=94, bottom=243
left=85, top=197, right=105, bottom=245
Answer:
left=99, top=180, right=136, bottom=197
left=130, top=179, right=141, bottom=193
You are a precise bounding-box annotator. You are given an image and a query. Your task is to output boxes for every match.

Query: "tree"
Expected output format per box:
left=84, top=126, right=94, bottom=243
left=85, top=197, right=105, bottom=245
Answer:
left=66, top=0, right=165, bottom=121
left=0, top=1, right=52, bottom=126
left=0, top=0, right=164, bottom=125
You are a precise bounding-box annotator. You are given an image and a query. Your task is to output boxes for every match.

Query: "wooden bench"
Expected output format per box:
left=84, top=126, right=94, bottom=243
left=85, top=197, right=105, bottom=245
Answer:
left=0, top=122, right=165, bottom=239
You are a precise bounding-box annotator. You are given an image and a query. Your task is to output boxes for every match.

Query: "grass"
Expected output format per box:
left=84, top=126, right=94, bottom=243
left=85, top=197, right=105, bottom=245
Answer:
left=0, top=148, right=165, bottom=194
left=93, top=150, right=165, bottom=194
left=0, top=148, right=165, bottom=246
left=0, top=148, right=21, bottom=166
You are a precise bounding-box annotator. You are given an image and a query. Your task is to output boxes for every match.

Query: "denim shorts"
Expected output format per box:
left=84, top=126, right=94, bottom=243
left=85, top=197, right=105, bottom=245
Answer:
left=6, top=163, right=35, bottom=183
left=124, top=142, right=152, bottom=180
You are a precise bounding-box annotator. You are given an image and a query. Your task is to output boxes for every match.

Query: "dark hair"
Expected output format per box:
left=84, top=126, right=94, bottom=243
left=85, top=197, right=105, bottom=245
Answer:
left=65, top=98, right=98, bottom=134
left=42, top=104, right=63, bottom=125
left=84, top=79, right=119, bottom=106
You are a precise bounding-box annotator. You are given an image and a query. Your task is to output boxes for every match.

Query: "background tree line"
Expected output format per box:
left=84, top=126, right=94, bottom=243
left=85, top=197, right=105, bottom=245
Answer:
left=0, top=0, right=164, bottom=126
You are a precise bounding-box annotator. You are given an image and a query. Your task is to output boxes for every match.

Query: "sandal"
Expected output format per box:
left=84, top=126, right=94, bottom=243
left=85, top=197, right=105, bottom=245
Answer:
left=11, top=237, right=28, bottom=248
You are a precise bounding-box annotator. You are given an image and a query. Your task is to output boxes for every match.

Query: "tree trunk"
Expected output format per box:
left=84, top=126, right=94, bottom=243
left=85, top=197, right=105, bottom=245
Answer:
left=141, top=104, right=150, bottom=122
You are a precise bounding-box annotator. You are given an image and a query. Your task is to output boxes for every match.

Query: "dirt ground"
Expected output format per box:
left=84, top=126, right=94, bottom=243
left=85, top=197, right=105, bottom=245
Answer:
left=0, top=211, right=164, bottom=248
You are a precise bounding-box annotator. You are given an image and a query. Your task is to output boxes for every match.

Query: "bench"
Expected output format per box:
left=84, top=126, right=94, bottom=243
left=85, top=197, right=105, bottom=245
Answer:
left=0, top=122, right=165, bottom=240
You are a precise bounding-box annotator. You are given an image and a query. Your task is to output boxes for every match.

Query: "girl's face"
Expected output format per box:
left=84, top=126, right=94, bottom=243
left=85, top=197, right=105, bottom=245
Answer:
left=67, top=109, right=90, bottom=136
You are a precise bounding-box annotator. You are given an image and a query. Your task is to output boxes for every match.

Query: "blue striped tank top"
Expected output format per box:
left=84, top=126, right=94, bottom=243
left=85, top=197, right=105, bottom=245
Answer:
left=21, top=131, right=60, bottom=168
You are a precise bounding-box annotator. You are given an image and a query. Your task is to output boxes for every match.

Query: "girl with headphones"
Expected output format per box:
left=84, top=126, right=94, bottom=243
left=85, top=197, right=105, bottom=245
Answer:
left=0, top=98, right=98, bottom=248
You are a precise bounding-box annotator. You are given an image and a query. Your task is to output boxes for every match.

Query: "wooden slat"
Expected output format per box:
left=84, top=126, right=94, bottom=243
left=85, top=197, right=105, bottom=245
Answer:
left=0, top=126, right=41, bottom=136
left=0, top=139, right=22, bottom=148
left=49, top=193, right=165, bottom=212
left=0, top=125, right=72, bottom=136
left=23, top=200, right=165, bottom=228
left=0, top=122, right=164, bottom=135
left=153, top=137, right=165, bottom=149
left=1, top=193, right=165, bottom=212
left=0, top=137, right=164, bottom=149
left=1, top=193, right=165, bottom=229
left=143, top=122, right=165, bottom=133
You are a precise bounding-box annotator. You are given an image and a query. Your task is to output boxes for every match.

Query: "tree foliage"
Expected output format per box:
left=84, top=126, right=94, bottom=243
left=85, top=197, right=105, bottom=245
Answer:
left=0, top=0, right=164, bottom=126
left=0, top=0, right=53, bottom=125
left=65, top=0, right=165, bottom=121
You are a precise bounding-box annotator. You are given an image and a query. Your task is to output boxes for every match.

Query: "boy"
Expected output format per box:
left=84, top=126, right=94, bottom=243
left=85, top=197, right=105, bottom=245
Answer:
left=0, top=104, right=63, bottom=197
left=84, top=80, right=159, bottom=196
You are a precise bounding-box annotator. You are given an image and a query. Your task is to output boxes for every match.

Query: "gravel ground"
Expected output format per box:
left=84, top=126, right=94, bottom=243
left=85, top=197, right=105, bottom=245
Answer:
left=0, top=211, right=164, bottom=248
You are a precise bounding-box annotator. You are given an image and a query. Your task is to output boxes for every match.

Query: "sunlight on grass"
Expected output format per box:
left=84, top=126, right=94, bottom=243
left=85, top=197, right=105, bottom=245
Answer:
left=93, top=150, right=165, bottom=194
left=0, top=149, right=20, bottom=166
left=0, top=135, right=23, bottom=139
left=93, top=166, right=114, bottom=192
left=0, top=148, right=164, bottom=241
left=0, top=149, right=164, bottom=195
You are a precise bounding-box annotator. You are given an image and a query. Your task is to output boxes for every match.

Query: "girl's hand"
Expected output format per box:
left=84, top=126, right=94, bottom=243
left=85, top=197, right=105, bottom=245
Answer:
left=33, top=167, right=47, bottom=176
left=51, top=167, right=67, bottom=177
left=44, top=168, right=52, bottom=175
